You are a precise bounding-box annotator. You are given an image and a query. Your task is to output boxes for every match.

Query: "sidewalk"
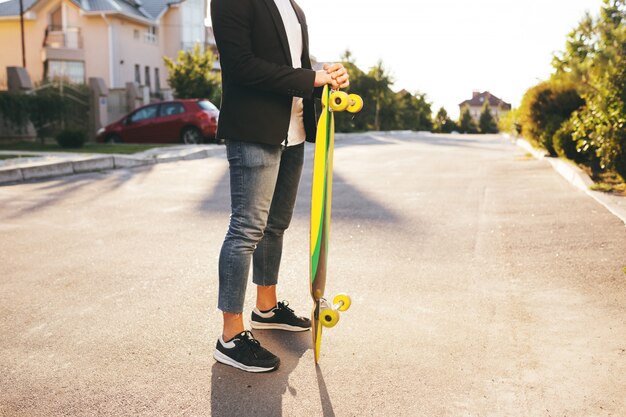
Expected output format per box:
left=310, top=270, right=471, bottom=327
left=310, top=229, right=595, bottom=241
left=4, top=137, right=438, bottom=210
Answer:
left=514, top=136, right=626, bottom=226
left=0, top=144, right=225, bottom=185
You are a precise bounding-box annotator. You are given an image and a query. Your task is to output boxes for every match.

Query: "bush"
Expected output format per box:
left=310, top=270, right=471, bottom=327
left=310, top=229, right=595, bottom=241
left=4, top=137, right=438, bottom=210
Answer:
left=518, top=81, right=584, bottom=156
left=552, top=121, right=577, bottom=158
left=0, top=92, right=30, bottom=132
left=56, top=129, right=86, bottom=148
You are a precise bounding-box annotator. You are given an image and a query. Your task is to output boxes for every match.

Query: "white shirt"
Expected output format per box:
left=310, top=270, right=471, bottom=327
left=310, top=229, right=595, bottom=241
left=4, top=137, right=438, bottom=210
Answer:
left=273, top=0, right=306, bottom=146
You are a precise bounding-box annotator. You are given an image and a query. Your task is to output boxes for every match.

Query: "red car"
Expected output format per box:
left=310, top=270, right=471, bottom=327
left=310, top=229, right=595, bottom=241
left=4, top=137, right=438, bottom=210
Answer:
left=97, top=99, right=219, bottom=144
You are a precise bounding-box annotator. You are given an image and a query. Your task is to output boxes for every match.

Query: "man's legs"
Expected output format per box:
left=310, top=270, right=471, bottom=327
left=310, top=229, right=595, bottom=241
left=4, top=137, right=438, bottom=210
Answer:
left=218, top=140, right=282, bottom=340
left=248, top=144, right=311, bottom=332
left=252, top=143, right=305, bottom=307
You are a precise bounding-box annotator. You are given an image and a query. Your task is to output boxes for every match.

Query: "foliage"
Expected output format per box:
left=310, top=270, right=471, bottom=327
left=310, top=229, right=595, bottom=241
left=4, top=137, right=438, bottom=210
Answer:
left=0, top=83, right=90, bottom=142
left=366, top=60, right=394, bottom=131
left=56, top=129, right=87, bottom=148
left=478, top=102, right=498, bottom=133
left=432, top=107, right=457, bottom=133
left=0, top=92, right=30, bottom=132
left=458, top=106, right=478, bottom=133
left=334, top=51, right=433, bottom=133
left=28, top=88, right=70, bottom=140
left=518, top=80, right=584, bottom=156
left=393, top=90, right=433, bottom=131
left=497, top=108, right=521, bottom=135
left=552, top=119, right=599, bottom=169
left=164, top=43, right=222, bottom=105
left=551, top=0, right=626, bottom=176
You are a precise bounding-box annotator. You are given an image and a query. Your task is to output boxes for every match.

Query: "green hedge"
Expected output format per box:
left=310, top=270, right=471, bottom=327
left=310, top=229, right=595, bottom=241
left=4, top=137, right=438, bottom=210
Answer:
left=518, top=81, right=584, bottom=156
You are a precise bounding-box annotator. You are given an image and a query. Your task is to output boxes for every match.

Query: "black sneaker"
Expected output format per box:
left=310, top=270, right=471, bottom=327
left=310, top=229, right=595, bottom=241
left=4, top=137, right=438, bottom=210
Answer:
left=213, top=331, right=280, bottom=373
left=250, top=301, right=311, bottom=331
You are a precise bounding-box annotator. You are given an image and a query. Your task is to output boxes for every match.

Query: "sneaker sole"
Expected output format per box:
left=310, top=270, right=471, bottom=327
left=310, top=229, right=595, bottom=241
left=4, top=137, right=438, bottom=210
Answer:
left=213, top=350, right=279, bottom=373
left=250, top=320, right=311, bottom=332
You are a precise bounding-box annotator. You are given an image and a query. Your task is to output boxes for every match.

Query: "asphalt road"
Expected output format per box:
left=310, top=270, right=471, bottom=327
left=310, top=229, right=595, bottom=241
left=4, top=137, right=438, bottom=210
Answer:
left=1, top=133, right=625, bottom=417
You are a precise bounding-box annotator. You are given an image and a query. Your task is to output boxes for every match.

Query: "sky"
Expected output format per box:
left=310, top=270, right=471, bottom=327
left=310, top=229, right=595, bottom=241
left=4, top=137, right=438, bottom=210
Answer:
left=209, top=0, right=605, bottom=119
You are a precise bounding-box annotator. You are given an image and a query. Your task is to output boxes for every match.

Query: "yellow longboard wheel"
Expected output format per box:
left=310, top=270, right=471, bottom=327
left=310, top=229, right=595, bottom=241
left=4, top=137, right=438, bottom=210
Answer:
left=347, top=94, right=364, bottom=113
left=320, top=309, right=339, bottom=328
left=333, top=293, right=352, bottom=312
left=329, top=91, right=349, bottom=112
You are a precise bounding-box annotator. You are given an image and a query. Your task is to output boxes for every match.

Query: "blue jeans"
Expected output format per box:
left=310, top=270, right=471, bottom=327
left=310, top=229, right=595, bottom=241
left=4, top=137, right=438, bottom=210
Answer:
left=218, top=140, right=305, bottom=312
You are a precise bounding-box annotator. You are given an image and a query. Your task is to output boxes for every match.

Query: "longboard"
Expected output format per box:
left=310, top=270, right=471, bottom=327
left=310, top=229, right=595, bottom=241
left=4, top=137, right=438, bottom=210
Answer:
left=310, top=85, right=363, bottom=363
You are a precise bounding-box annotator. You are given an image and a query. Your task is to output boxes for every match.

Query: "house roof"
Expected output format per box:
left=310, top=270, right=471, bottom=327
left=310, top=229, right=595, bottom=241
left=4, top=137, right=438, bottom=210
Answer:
left=0, top=0, right=39, bottom=17
left=459, top=91, right=511, bottom=110
left=0, top=0, right=183, bottom=22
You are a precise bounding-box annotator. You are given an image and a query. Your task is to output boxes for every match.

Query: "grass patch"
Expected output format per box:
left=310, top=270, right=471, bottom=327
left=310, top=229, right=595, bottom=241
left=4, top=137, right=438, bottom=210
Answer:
left=0, top=141, right=177, bottom=155
left=0, top=154, right=24, bottom=160
left=587, top=170, right=626, bottom=196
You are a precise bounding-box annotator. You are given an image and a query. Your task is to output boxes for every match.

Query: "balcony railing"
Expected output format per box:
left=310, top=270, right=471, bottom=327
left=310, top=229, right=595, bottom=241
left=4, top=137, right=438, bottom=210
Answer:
left=44, top=26, right=83, bottom=49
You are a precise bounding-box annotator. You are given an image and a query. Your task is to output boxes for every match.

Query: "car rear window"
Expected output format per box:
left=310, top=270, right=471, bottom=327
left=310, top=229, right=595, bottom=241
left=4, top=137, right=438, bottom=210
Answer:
left=198, top=100, right=218, bottom=111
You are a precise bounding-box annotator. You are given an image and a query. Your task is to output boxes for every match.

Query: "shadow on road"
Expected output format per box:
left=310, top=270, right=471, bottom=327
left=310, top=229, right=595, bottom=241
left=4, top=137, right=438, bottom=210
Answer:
left=0, top=164, right=157, bottom=219
left=210, top=331, right=315, bottom=417
left=315, top=365, right=336, bottom=417
left=198, top=163, right=404, bottom=225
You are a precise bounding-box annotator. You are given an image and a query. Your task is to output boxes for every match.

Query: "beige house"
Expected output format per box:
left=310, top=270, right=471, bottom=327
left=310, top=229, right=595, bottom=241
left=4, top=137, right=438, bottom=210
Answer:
left=459, top=91, right=511, bottom=122
left=0, top=0, right=208, bottom=92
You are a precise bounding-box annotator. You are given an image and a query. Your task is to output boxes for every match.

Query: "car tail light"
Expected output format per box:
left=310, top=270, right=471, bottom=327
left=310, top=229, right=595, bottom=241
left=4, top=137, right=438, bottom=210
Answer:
left=196, top=111, right=209, bottom=121
left=197, top=110, right=217, bottom=124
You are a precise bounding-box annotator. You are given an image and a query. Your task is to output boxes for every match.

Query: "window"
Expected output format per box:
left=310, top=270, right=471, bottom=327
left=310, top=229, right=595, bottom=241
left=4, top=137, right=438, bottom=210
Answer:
left=159, top=102, right=185, bottom=117
left=133, top=29, right=139, bottom=40
left=129, top=105, right=158, bottom=123
left=145, top=66, right=151, bottom=90
left=144, top=26, right=158, bottom=44
left=47, top=60, right=85, bottom=84
left=154, top=67, right=160, bottom=91
left=135, top=64, right=141, bottom=84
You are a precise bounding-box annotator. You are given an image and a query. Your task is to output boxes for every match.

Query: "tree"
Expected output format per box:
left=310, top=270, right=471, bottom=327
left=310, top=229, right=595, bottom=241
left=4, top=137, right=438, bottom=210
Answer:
left=367, top=60, right=394, bottom=131
left=433, top=107, right=456, bottom=133
left=333, top=51, right=433, bottom=133
left=163, top=44, right=221, bottom=104
left=458, top=106, right=478, bottom=133
left=394, top=90, right=433, bottom=131
left=478, top=101, right=498, bottom=133
left=555, top=0, right=626, bottom=176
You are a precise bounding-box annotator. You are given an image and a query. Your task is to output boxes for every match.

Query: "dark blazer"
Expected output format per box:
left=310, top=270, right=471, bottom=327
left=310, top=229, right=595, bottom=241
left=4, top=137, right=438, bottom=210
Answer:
left=210, top=0, right=319, bottom=145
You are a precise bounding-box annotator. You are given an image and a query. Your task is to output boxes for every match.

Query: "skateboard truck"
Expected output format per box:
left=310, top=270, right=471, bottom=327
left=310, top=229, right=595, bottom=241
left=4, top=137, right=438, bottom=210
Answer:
left=317, top=293, right=352, bottom=328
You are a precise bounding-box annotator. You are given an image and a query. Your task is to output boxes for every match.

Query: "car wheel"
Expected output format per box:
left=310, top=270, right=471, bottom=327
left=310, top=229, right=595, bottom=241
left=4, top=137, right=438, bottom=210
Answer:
left=105, top=134, right=122, bottom=144
left=181, top=127, right=203, bottom=145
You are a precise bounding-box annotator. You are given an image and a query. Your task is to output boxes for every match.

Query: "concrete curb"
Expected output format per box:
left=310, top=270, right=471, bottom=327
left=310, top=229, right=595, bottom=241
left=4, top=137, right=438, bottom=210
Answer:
left=0, top=145, right=224, bottom=186
left=21, top=161, right=75, bottom=181
left=113, top=155, right=154, bottom=169
left=514, top=137, right=626, bottom=226
left=0, top=168, right=24, bottom=183
left=72, top=156, right=115, bottom=173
